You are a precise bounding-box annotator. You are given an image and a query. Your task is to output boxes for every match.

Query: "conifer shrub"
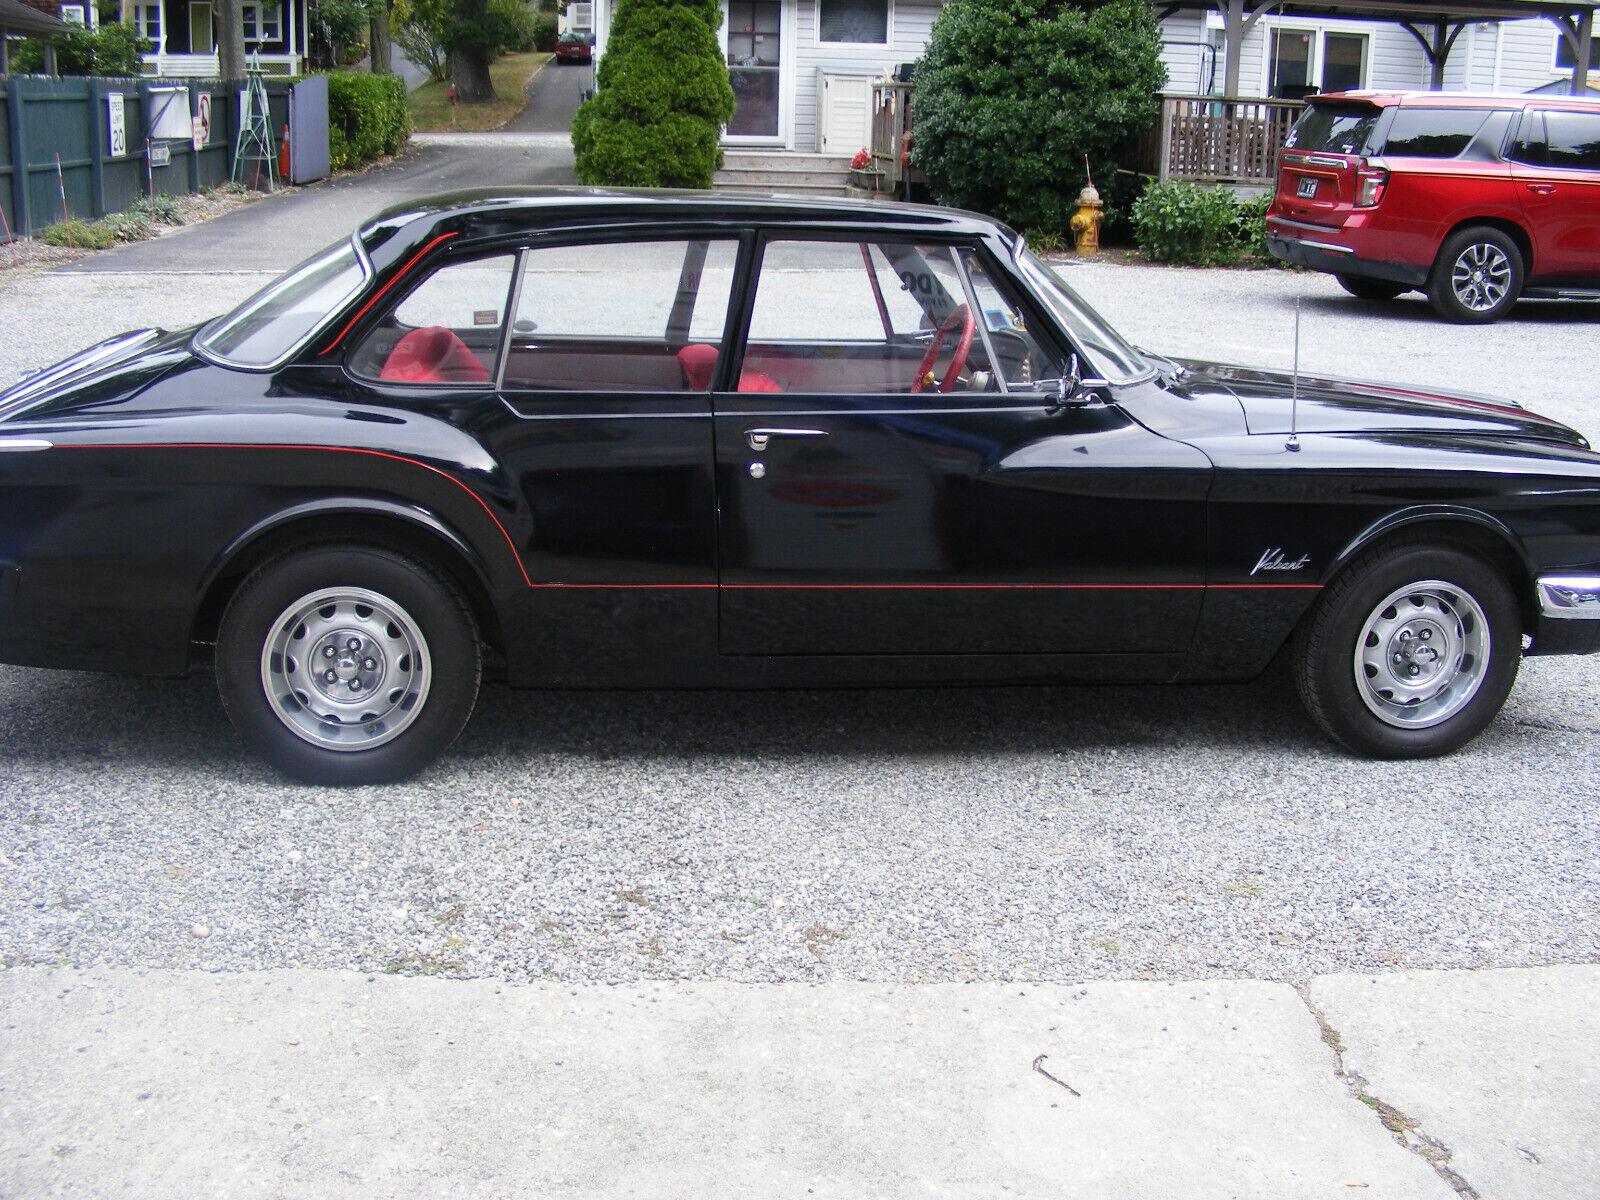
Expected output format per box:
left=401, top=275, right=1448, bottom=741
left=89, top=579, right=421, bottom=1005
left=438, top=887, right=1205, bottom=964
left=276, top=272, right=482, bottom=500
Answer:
left=570, top=0, right=735, bottom=189
left=911, top=0, right=1165, bottom=233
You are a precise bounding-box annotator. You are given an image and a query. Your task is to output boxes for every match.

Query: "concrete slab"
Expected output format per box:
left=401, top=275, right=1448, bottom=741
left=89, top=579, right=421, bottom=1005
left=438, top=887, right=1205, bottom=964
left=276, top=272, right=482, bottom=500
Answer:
left=0, top=969, right=1450, bottom=1199
left=1311, top=965, right=1600, bottom=1200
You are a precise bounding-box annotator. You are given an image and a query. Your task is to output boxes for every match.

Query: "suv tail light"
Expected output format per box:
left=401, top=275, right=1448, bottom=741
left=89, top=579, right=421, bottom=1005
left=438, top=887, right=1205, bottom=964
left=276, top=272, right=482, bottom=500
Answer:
left=1356, top=159, right=1389, bottom=208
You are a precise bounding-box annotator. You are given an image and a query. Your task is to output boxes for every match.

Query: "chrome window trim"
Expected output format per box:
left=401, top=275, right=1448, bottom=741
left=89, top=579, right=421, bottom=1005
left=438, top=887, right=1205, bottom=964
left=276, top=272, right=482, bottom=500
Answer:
left=192, top=233, right=374, bottom=373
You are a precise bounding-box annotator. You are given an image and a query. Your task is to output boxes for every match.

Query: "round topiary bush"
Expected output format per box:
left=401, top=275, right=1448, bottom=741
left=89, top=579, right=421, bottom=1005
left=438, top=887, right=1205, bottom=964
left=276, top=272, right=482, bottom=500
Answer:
left=911, top=0, right=1165, bottom=234
left=571, top=0, right=735, bottom=189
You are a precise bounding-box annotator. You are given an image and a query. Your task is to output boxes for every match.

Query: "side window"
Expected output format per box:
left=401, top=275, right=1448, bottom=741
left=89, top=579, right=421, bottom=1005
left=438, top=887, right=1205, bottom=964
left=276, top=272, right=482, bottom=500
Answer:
left=1543, top=111, right=1600, bottom=170
left=743, top=239, right=1000, bottom=395
left=1511, top=111, right=1547, bottom=165
left=1380, top=108, right=1490, bottom=159
left=503, top=239, right=737, bottom=392
left=349, top=254, right=516, bottom=384
left=959, top=249, right=1062, bottom=390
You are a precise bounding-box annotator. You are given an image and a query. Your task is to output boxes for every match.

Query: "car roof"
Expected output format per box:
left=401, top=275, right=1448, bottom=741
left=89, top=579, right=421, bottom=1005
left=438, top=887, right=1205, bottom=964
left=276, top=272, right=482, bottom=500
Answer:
left=1312, top=89, right=1600, bottom=112
left=357, top=187, right=1013, bottom=258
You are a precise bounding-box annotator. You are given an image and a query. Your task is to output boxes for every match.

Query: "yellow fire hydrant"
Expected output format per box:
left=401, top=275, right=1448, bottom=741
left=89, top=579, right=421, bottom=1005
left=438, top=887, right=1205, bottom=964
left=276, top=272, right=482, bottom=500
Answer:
left=1069, top=184, right=1104, bottom=255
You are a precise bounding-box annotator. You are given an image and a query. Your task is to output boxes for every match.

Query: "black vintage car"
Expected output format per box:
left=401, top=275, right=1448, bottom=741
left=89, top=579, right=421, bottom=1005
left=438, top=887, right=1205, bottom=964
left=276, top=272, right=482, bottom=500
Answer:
left=3, top=189, right=1599, bottom=783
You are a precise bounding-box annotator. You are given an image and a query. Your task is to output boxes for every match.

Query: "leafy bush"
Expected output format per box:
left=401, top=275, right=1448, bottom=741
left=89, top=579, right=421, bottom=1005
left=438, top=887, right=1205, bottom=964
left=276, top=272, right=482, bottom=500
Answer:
left=571, top=0, right=734, bottom=188
left=1232, top=191, right=1274, bottom=261
left=327, top=71, right=410, bottom=170
left=911, top=0, right=1165, bottom=234
left=11, top=21, right=150, bottom=75
left=532, top=12, right=558, bottom=51
left=104, top=211, right=154, bottom=241
left=1129, top=181, right=1242, bottom=265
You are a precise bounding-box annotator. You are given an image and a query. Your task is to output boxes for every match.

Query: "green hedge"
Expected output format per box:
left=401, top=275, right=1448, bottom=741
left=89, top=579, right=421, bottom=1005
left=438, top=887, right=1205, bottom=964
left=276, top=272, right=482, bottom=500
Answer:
left=327, top=72, right=411, bottom=171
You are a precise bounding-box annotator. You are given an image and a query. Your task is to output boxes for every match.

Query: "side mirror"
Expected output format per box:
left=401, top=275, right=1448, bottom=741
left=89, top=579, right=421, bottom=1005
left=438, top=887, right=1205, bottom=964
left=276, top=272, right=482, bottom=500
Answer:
left=1048, top=354, right=1108, bottom=408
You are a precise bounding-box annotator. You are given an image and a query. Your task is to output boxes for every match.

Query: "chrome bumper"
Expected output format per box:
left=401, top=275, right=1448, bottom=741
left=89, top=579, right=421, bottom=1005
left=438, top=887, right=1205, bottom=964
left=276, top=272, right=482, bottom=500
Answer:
left=1538, top=575, right=1600, bottom=619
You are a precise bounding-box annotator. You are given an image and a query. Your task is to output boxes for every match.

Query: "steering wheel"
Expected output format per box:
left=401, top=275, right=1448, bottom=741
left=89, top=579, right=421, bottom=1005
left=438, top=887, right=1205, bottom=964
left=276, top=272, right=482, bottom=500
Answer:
left=910, top=304, right=975, bottom=394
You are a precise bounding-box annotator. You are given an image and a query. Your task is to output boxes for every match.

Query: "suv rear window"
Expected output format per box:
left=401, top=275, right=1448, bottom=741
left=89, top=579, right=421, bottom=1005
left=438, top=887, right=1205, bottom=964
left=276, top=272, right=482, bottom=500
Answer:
left=1285, top=103, right=1379, bottom=155
left=1381, top=108, right=1493, bottom=158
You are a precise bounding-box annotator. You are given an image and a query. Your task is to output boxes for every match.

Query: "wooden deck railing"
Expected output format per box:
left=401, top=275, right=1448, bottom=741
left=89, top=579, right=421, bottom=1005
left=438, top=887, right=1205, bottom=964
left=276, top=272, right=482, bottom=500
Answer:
left=868, top=88, right=1303, bottom=191
left=1151, top=95, right=1304, bottom=185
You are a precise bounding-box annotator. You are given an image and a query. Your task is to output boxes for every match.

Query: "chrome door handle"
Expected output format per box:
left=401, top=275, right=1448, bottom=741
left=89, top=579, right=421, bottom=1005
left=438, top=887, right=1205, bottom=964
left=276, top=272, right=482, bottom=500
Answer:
left=1527, top=183, right=1557, bottom=195
left=746, top=428, right=828, bottom=452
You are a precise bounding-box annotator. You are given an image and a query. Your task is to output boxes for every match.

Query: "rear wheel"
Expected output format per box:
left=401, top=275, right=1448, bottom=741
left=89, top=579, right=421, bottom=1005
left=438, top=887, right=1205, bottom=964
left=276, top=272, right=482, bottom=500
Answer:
left=1336, top=275, right=1407, bottom=301
left=216, top=545, right=481, bottom=785
left=1293, top=542, right=1520, bottom=758
left=1428, top=227, right=1523, bottom=323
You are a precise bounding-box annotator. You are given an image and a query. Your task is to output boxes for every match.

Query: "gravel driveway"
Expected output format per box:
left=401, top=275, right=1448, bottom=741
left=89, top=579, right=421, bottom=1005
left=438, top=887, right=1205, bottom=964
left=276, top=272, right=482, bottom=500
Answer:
left=2, top=249, right=1598, bottom=991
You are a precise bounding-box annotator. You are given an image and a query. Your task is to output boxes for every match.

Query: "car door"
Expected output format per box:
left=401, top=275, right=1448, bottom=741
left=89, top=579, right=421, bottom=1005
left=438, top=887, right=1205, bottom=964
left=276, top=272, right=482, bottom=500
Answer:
left=347, top=236, right=738, bottom=684
left=712, top=234, right=1211, bottom=657
left=1509, top=107, right=1600, bottom=281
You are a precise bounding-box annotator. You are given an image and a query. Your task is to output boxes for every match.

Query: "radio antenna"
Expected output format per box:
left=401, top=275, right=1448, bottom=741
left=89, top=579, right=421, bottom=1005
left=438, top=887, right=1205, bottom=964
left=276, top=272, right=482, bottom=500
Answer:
left=1287, top=297, right=1302, bottom=453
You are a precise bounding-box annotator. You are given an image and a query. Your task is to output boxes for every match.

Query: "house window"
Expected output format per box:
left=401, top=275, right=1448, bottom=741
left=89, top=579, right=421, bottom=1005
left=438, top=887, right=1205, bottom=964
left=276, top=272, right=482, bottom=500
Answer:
left=132, top=2, right=160, bottom=42
left=1269, top=28, right=1313, bottom=97
left=1321, top=32, right=1365, bottom=93
left=569, top=1, right=591, bottom=30
left=1269, top=27, right=1365, bottom=98
left=242, top=2, right=281, bottom=42
left=59, top=5, right=86, bottom=25
left=818, top=0, right=887, bottom=44
left=1554, top=32, right=1600, bottom=73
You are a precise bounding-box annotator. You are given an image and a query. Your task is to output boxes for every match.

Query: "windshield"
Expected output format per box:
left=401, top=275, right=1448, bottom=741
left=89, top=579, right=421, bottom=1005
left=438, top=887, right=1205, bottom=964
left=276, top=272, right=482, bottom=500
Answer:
left=196, top=239, right=369, bottom=368
left=1015, top=247, right=1151, bottom=383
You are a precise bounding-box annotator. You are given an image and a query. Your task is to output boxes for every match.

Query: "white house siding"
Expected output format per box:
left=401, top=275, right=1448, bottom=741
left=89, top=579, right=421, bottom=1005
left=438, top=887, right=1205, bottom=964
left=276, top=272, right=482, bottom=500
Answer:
left=1158, top=11, right=1211, bottom=94
left=791, top=0, right=938, bottom=150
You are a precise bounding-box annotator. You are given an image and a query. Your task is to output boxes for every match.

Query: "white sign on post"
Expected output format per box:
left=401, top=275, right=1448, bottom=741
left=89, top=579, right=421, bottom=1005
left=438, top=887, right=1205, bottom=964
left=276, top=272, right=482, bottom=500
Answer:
left=107, top=93, right=126, bottom=157
left=193, top=93, right=212, bottom=151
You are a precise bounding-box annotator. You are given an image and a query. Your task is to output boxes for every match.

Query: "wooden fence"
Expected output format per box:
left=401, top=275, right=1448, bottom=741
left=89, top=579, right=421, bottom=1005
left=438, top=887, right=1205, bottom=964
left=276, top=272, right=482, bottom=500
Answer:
left=0, top=74, right=291, bottom=239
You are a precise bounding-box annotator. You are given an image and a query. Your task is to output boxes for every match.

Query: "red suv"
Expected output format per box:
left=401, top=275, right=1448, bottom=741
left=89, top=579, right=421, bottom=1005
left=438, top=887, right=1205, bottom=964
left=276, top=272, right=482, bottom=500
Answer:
left=1266, top=91, right=1600, bottom=322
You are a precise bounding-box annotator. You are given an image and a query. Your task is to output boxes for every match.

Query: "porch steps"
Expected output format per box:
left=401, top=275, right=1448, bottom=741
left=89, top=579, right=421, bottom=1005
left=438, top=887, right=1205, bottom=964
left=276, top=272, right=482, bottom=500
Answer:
left=714, top=151, right=854, bottom=196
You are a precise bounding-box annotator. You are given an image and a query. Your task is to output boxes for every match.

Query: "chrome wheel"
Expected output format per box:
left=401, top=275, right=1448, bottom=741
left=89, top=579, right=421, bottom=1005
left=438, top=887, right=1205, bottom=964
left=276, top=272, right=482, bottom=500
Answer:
left=1353, top=579, right=1489, bottom=730
left=260, top=586, right=432, bottom=751
left=1449, top=242, right=1512, bottom=314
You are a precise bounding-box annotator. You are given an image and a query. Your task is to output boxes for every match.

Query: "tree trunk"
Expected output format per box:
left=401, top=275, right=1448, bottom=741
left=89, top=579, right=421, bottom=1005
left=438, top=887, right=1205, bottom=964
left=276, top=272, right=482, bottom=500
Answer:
left=450, top=0, right=495, bottom=103
left=369, top=3, right=392, bottom=73
left=451, top=46, right=494, bottom=102
left=214, top=0, right=246, bottom=80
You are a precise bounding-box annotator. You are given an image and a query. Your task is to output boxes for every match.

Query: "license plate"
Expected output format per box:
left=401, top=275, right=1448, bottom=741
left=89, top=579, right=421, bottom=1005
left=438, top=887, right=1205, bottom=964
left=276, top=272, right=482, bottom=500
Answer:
left=1296, top=176, right=1319, bottom=199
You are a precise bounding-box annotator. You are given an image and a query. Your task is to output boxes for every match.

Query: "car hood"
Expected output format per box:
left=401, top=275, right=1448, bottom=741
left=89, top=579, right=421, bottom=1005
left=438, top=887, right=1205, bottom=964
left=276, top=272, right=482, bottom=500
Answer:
left=1174, top=358, right=1588, bottom=448
left=0, top=327, right=196, bottom=419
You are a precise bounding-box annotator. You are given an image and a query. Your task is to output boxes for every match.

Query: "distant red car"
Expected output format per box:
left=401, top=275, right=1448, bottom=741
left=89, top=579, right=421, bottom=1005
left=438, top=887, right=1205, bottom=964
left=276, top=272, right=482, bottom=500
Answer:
left=554, top=31, right=593, bottom=64
left=1266, top=90, right=1600, bottom=323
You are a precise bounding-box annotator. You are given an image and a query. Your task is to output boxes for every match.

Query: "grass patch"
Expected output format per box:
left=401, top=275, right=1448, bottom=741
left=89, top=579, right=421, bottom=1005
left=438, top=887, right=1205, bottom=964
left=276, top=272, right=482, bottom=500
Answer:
left=407, top=51, right=553, bottom=133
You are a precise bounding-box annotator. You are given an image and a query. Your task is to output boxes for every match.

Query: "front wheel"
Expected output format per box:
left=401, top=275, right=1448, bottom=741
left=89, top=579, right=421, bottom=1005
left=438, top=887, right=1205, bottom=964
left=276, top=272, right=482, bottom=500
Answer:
left=1292, top=543, right=1520, bottom=758
left=1428, top=227, right=1523, bottom=323
left=216, top=545, right=481, bottom=784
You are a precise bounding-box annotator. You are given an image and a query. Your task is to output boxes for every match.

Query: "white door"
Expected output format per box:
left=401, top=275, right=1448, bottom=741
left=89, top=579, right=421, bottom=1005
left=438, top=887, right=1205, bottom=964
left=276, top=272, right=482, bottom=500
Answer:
left=818, top=73, right=872, bottom=154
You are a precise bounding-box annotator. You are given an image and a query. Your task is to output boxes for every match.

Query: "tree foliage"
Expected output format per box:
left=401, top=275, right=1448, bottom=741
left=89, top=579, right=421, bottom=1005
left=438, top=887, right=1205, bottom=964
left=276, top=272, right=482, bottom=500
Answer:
left=11, top=22, right=150, bottom=75
left=309, top=0, right=372, bottom=69
left=391, top=0, right=449, bottom=79
left=911, top=0, right=1165, bottom=233
left=570, top=0, right=734, bottom=188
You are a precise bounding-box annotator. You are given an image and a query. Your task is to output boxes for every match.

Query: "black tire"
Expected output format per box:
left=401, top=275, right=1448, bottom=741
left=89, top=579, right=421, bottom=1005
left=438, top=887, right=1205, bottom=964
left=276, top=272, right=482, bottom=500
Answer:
left=216, top=545, right=481, bottom=785
left=1292, top=542, right=1520, bottom=759
left=1427, top=226, right=1523, bottom=324
left=1336, top=275, right=1408, bottom=301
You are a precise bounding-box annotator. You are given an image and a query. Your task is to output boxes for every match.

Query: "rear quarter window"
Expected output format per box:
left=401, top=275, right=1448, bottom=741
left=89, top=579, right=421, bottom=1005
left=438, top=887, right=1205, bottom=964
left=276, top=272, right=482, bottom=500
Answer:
left=1380, top=108, right=1493, bottom=158
left=1544, top=110, right=1600, bottom=170
left=1285, top=103, right=1379, bottom=155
